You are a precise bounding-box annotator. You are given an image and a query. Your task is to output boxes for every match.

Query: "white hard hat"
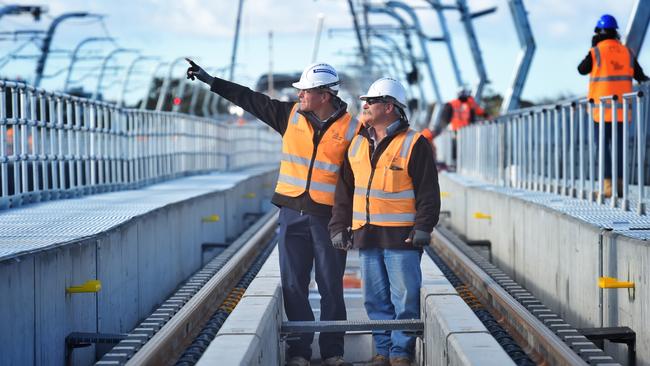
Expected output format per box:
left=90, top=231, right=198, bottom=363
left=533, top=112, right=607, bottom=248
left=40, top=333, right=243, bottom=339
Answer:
left=359, top=77, right=407, bottom=110
left=292, top=62, right=340, bottom=92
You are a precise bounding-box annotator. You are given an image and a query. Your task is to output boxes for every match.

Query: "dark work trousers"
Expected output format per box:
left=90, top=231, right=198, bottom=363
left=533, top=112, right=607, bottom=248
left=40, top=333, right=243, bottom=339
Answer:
left=594, top=122, right=624, bottom=179
left=278, top=206, right=347, bottom=360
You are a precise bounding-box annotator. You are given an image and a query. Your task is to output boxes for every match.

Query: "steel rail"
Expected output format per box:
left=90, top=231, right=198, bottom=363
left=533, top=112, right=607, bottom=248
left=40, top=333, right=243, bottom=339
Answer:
left=124, top=210, right=279, bottom=366
left=431, top=227, right=590, bottom=366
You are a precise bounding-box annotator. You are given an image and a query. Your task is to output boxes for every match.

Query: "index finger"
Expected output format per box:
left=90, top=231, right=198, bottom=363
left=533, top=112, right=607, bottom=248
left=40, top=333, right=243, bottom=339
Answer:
left=185, top=57, right=196, bottom=66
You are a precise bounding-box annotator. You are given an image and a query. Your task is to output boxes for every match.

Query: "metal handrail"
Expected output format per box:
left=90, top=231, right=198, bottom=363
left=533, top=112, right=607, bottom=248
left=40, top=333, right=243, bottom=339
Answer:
left=0, top=80, right=281, bottom=210
left=436, top=83, right=649, bottom=215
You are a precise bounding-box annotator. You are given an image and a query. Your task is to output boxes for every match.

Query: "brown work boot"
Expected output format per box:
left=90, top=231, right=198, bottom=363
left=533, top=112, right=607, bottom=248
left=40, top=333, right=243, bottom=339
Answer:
left=389, top=356, right=412, bottom=366
left=322, top=356, right=353, bottom=366
left=366, top=354, right=390, bottom=366
left=603, top=178, right=612, bottom=198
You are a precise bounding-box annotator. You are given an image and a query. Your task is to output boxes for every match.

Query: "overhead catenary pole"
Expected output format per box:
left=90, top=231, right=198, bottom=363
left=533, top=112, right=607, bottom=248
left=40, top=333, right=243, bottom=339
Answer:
left=268, top=31, right=274, bottom=97
left=229, top=0, right=245, bottom=81
left=140, top=60, right=168, bottom=110
left=93, top=48, right=138, bottom=100
left=623, top=0, right=650, bottom=56
left=311, top=13, right=325, bottom=63
left=63, top=36, right=113, bottom=92
left=120, top=55, right=159, bottom=107
left=424, top=0, right=463, bottom=88
left=347, top=0, right=368, bottom=65
left=455, top=0, right=494, bottom=103
left=34, top=12, right=102, bottom=87
left=500, top=0, right=535, bottom=114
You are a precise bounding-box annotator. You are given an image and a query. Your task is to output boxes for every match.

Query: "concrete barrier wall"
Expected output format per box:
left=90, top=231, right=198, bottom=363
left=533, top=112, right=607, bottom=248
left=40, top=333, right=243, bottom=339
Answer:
left=439, top=172, right=650, bottom=365
left=420, top=252, right=514, bottom=366
left=0, top=167, right=278, bottom=366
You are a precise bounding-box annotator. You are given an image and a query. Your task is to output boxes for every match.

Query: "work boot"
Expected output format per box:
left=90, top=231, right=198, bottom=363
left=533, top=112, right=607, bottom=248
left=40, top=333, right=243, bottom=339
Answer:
left=287, top=356, right=310, bottom=366
left=603, top=178, right=612, bottom=198
left=389, top=356, right=412, bottom=366
left=366, top=354, right=390, bottom=366
left=322, top=355, right=353, bottom=366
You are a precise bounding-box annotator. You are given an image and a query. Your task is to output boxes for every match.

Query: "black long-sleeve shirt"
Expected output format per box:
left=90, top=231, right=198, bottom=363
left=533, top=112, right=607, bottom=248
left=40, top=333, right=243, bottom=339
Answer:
left=209, top=77, right=348, bottom=216
left=577, top=36, right=649, bottom=81
left=329, top=121, right=440, bottom=250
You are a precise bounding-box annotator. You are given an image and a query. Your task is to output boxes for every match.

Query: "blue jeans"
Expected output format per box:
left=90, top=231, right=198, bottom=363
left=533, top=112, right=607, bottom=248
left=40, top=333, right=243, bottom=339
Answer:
left=359, top=248, right=422, bottom=359
left=278, top=207, right=348, bottom=360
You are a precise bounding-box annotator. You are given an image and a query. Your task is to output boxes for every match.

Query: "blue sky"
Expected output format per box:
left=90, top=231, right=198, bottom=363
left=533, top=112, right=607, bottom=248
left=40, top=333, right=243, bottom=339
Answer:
left=0, top=0, right=647, bottom=106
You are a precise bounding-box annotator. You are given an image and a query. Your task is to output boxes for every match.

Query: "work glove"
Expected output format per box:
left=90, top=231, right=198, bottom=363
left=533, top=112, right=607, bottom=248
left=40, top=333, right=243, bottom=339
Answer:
left=405, top=229, right=431, bottom=248
left=185, top=58, right=214, bottom=85
left=331, top=230, right=353, bottom=251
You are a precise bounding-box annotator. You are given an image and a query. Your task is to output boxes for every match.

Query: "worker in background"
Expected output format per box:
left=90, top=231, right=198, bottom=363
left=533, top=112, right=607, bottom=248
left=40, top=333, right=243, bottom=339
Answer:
left=435, top=86, right=486, bottom=135
left=329, top=77, right=440, bottom=366
left=578, top=14, right=648, bottom=198
left=187, top=60, right=359, bottom=366
left=430, top=86, right=487, bottom=163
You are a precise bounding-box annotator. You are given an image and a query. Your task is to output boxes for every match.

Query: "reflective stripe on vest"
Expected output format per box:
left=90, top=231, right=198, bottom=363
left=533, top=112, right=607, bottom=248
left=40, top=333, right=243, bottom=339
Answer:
left=274, top=103, right=359, bottom=206
left=277, top=174, right=336, bottom=193
left=352, top=212, right=416, bottom=223
left=348, top=129, right=419, bottom=229
left=588, top=40, right=634, bottom=123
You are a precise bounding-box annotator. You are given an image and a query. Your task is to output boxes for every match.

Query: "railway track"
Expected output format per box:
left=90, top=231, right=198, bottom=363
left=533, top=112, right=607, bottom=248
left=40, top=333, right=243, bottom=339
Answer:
left=430, top=226, right=619, bottom=366
left=98, top=209, right=621, bottom=366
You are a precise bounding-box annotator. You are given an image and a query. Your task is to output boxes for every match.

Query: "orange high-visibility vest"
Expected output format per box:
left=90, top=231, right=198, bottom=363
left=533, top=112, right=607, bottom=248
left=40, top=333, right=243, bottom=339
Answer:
left=275, top=104, right=360, bottom=206
left=348, top=128, right=420, bottom=230
left=588, top=39, right=634, bottom=123
left=450, top=97, right=484, bottom=131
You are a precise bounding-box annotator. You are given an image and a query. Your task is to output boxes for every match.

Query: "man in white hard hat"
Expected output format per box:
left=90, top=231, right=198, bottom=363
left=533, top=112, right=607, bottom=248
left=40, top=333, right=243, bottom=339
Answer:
left=329, top=77, right=440, bottom=366
left=187, top=61, right=358, bottom=366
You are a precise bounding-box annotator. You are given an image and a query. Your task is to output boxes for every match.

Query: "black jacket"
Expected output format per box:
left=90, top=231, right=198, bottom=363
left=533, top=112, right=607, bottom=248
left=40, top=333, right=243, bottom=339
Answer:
left=209, top=77, right=348, bottom=217
left=577, top=35, right=648, bottom=81
left=329, top=120, right=440, bottom=250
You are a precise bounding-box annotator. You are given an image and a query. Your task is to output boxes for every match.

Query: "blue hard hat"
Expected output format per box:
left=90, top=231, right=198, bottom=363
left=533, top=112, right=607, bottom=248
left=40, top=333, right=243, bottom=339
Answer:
left=596, top=14, right=618, bottom=30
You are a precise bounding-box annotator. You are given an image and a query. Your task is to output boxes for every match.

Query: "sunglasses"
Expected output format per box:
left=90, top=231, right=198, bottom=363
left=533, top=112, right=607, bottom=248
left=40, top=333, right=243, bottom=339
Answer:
left=364, top=98, right=390, bottom=105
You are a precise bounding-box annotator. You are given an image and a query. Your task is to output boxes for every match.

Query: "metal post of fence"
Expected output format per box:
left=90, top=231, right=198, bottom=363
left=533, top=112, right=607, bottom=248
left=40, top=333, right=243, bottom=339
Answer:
left=0, top=83, right=7, bottom=204
left=554, top=106, right=560, bottom=194
left=526, top=112, right=534, bottom=190
left=578, top=101, right=585, bottom=199
left=636, top=91, right=645, bottom=214
left=622, top=95, right=629, bottom=211
left=561, top=105, right=567, bottom=195
left=588, top=101, right=596, bottom=201
left=569, top=102, right=576, bottom=197
left=611, top=96, right=618, bottom=207
left=597, top=98, right=606, bottom=204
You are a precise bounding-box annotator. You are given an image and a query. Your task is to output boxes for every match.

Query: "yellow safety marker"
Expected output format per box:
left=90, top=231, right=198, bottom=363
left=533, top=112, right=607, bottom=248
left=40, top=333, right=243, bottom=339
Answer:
left=440, top=191, right=450, bottom=198
left=598, top=276, right=635, bottom=289
left=66, top=280, right=101, bottom=294
left=473, top=212, right=492, bottom=220
left=202, top=214, right=220, bottom=222
left=243, top=192, right=256, bottom=199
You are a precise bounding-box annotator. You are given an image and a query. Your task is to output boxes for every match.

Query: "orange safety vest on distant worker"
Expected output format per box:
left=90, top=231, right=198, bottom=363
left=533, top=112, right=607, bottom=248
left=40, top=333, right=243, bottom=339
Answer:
left=588, top=39, right=634, bottom=123
left=275, top=104, right=360, bottom=206
left=348, top=129, right=420, bottom=230
left=450, top=97, right=485, bottom=131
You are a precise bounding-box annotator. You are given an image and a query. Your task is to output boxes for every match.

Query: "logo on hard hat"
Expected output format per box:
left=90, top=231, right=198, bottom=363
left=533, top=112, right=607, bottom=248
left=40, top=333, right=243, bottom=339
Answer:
left=313, top=68, right=337, bottom=76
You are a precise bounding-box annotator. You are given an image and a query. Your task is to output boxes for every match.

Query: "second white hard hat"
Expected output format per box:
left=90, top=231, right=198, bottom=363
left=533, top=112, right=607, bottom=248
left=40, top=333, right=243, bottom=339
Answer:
left=292, top=62, right=340, bottom=92
left=359, top=77, right=407, bottom=110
